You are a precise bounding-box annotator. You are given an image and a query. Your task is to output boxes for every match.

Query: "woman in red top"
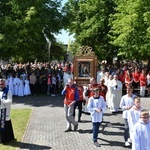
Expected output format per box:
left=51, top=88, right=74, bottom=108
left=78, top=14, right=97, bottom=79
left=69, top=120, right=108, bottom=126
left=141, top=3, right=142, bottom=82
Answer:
left=124, top=70, right=133, bottom=87
left=132, top=68, right=140, bottom=88
left=118, top=70, right=125, bottom=88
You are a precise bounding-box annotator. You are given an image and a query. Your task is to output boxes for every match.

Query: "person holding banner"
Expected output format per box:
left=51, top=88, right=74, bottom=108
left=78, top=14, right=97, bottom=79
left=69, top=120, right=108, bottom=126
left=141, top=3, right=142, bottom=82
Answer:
left=0, top=79, right=15, bottom=143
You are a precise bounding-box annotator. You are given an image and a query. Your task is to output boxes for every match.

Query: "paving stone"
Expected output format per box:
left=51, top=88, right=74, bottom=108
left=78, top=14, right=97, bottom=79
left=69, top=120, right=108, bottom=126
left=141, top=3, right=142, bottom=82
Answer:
left=12, top=95, right=150, bottom=150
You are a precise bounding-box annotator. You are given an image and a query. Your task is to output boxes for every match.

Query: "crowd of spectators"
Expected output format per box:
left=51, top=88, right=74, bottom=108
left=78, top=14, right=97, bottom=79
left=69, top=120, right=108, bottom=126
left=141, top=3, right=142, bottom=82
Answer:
left=0, top=61, right=67, bottom=96
left=0, top=60, right=149, bottom=97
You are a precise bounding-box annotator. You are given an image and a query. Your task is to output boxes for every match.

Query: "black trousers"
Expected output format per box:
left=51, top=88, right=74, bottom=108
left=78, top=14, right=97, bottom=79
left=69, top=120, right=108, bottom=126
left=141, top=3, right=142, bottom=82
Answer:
left=73, top=100, right=83, bottom=121
left=0, top=120, right=15, bottom=143
left=30, top=84, right=36, bottom=95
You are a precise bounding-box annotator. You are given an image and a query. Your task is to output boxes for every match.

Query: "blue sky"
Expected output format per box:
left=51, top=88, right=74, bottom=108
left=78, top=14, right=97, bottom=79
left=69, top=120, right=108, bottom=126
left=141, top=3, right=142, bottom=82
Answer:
left=54, top=0, right=74, bottom=44
left=55, top=30, right=74, bottom=44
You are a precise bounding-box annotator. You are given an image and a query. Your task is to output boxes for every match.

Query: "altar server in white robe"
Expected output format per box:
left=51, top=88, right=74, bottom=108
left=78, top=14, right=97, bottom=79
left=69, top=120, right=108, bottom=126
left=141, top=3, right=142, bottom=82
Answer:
left=127, top=97, right=143, bottom=142
left=120, top=84, right=137, bottom=147
left=109, top=74, right=122, bottom=112
left=132, top=109, right=150, bottom=150
left=87, top=87, right=106, bottom=147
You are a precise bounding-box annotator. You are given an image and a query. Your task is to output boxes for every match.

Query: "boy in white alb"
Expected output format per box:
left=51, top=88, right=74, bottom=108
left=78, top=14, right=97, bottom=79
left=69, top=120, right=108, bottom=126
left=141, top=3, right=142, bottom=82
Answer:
left=87, top=87, right=106, bottom=147
left=127, top=97, right=143, bottom=142
left=120, top=85, right=137, bottom=147
left=132, top=109, right=150, bottom=150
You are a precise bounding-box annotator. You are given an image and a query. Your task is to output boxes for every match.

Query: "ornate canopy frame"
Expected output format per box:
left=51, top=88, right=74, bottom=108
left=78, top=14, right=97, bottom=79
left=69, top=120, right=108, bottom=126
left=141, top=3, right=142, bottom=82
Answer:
left=73, top=46, right=97, bottom=85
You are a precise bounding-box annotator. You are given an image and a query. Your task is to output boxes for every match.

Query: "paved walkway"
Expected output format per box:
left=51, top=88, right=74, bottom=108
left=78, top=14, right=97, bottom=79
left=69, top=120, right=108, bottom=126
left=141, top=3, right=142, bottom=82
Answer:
left=12, top=95, right=150, bottom=150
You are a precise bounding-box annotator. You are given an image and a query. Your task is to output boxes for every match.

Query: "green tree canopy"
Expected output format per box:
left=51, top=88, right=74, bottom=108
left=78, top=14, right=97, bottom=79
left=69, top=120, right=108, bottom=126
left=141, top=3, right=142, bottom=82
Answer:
left=63, top=0, right=150, bottom=63
left=63, top=0, right=117, bottom=63
left=0, top=0, right=65, bottom=62
left=109, top=0, right=150, bottom=60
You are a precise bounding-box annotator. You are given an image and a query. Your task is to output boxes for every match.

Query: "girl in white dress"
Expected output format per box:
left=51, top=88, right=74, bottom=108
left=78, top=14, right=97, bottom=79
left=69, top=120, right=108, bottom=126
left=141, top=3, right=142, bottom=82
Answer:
left=24, top=76, right=31, bottom=96
left=18, top=76, right=24, bottom=97
left=13, top=73, right=20, bottom=96
left=7, top=73, right=14, bottom=95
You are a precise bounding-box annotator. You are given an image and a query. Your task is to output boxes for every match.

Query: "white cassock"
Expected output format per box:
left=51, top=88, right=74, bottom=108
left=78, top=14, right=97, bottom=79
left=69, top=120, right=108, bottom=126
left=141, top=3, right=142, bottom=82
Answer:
left=105, top=79, right=113, bottom=108
left=109, top=79, right=122, bottom=112
left=24, top=79, right=31, bottom=96
left=13, top=77, right=20, bottom=96
left=132, top=120, right=150, bottom=150
left=127, top=107, right=143, bottom=140
left=63, top=72, right=73, bottom=87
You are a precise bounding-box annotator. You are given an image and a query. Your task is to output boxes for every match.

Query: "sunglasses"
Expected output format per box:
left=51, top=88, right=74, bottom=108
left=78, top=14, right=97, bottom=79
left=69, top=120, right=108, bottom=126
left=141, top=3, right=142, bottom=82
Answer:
left=93, top=89, right=99, bottom=92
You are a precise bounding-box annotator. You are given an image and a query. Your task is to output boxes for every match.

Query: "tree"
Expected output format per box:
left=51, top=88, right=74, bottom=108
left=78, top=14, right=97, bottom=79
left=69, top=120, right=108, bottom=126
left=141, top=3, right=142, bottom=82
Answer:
left=63, top=0, right=117, bottom=63
left=109, top=0, right=150, bottom=60
left=0, top=0, right=65, bottom=62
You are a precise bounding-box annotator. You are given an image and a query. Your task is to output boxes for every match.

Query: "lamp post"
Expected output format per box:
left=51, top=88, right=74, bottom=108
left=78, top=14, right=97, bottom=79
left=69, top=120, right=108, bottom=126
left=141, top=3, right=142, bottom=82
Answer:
left=47, top=40, right=51, bottom=63
left=42, top=28, right=51, bottom=63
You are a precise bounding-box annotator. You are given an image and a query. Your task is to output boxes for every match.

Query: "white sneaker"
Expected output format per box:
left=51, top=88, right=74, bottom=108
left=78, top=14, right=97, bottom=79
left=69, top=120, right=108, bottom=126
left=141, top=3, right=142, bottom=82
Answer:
left=125, top=141, right=130, bottom=147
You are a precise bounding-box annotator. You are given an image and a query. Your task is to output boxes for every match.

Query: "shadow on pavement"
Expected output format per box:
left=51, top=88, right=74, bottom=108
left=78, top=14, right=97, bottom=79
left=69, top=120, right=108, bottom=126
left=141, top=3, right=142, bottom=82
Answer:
left=2, top=139, right=51, bottom=149
left=13, top=95, right=64, bottom=108
left=98, top=137, right=125, bottom=147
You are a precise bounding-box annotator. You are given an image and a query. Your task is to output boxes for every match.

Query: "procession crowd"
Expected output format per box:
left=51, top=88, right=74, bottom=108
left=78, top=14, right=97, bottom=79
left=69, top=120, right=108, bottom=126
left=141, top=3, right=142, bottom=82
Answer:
left=60, top=61, right=150, bottom=149
left=62, top=74, right=150, bottom=149
left=0, top=60, right=150, bottom=149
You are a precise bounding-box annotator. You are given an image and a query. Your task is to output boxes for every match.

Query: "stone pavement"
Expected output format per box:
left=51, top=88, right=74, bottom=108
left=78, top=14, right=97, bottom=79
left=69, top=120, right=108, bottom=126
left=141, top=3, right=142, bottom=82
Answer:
left=11, top=95, right=150, bottom=150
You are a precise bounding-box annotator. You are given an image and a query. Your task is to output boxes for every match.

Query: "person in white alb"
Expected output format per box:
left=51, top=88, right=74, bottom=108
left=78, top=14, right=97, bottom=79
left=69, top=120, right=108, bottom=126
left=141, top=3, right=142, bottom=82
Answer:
left=127, top=97, right=143, bottom=142
left=109, top=74, right=122, bottom=113
left=120, top=85, right=137, bottom=147
left=87, top=87, right=106, bottom=147
left=132, top=109, right=150, bottom=150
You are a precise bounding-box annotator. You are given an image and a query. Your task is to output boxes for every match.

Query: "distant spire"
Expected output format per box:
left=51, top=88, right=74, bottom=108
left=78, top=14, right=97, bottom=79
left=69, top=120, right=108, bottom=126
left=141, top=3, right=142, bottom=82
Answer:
left=67, top=38, right=70, bottom=51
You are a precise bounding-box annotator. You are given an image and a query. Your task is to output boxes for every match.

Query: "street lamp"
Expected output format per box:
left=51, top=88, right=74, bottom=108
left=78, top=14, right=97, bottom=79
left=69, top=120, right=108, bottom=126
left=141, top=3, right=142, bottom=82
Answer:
left=42, top=28, right=51, bottom=63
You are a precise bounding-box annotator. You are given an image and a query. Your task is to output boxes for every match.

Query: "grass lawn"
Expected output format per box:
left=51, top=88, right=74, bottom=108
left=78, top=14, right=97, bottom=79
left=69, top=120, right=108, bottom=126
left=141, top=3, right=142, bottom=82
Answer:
left=0, top=109, right=32, bottom=150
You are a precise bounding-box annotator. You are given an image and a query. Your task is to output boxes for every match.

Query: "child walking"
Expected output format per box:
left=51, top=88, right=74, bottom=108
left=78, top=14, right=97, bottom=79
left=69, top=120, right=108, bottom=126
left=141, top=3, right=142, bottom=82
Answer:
left=132, top=109, right=150, bottom=150
left=87, top=87, right=106, bottom=147
left=127, top=97, right=143, bottom=143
